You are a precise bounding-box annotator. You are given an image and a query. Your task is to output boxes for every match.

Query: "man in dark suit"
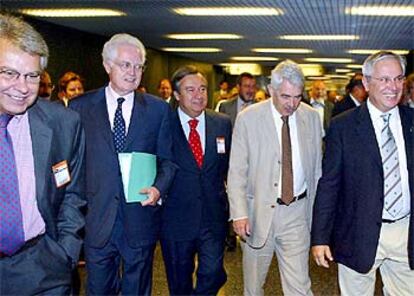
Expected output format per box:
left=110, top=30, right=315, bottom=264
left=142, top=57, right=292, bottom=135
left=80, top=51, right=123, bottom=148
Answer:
left=312, top=51, right=414, bottom=295
left=0, top=14, right=86, bottom=295
left=70, top=33, right=176, bottom=295
left=332, top=74, right=367, bottom=117
left=219, top=72, right=256, bottom=126
left=161, top=65, right=232, bottom=295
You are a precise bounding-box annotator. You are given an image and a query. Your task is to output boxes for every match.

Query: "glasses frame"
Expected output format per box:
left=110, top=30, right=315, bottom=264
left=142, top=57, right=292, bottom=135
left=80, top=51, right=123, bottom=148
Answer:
left=0, top=68, right=41, bottom=84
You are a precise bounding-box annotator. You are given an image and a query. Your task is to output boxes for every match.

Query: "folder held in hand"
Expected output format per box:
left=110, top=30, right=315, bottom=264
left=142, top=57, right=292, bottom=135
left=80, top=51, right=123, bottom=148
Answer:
left=118, top=152, right=157, bottom=203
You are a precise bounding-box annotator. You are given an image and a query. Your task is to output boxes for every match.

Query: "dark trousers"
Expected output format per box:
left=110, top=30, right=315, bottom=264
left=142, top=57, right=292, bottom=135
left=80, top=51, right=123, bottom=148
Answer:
left=161, top=227, right=227, bottom=296
left=85, top=214, right=156, bottom=296
left=0, top=235, right=72, bottom=295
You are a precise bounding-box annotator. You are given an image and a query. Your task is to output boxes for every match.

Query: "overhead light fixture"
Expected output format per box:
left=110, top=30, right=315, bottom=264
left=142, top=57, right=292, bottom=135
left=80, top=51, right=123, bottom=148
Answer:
left=173, top=7, right=283, bottom=16
left=231, top=56, right=279, bottom=61
left=298, top=64, right=324, bottom=76
left=307, top=76, right=330, bottom=80
left=19, top=8, right=125, bottom=17
left=166, top=33, right=242, bottom=40
left=252, top=48, right=313, bottom=54
left=335, top=68, right=352, bottom=73
left=346, top=64, right=363, bottom=69
left=280, top=35, right=359, bottom=41
left=305, top=58, right=354, bottom=63
left=326, top=74, right=350, bottom=79
left=346, top=72, right=356, bottom=76
left=219, top=63, right=262, bottom=75
left=162, top=47, right=222, bottom=53
left=348, top=49, right=410, bottom=55
left=345, top=5, right=414, bottom=16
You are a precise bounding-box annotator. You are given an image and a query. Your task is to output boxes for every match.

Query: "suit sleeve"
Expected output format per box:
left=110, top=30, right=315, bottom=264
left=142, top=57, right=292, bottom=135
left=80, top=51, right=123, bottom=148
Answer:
left=227, top=115, right=250, bottom=220
left=311, top=120, right=343, bottom=246
left=154, top=107, right=177, bottom=195
left=57, top=116, right=87, bottom=265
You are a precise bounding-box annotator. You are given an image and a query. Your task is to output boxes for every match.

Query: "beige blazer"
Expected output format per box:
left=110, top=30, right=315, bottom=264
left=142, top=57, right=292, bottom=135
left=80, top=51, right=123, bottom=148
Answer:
left=228, top=100, right=322, bottom=248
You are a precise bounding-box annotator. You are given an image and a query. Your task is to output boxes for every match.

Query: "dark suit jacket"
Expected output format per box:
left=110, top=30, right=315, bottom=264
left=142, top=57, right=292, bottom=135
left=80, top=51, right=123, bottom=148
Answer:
left=28, top=99, right=86, bottom=264
left=331, top=94, right=357, bottom=118
left=311, top=103, right=414, bottom=273
left=304, top=98, right=334, bottom=133
left=70, top=88, right=176, bottom=248
left=161, top=109, right=232, bottom=241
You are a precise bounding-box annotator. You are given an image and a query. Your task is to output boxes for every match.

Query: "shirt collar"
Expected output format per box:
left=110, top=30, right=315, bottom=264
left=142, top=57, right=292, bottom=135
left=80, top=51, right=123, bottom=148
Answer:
left=367, top=97, right=398, bottom=121
left=177, top=107, right=205, bottom=126
left=107, top=83, right=135, bottom=102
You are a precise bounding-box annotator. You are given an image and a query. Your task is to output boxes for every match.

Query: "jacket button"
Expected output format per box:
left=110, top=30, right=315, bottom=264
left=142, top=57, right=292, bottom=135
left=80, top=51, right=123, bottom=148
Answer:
left=271, top=205, right=275, bottom=208
left=274, top=183, right=278, bottom=187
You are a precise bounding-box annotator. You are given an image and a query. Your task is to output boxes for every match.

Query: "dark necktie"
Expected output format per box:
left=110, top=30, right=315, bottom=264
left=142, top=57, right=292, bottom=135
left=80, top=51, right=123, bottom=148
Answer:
left=113, top=97, right=126, bottom=153
left=188, top=119, right=203, bottom=168
left=0, top=114, right=25, bottom=255
left=281, top=116, right=294, bottom=205
left=380, top=113, right=403, bottom=217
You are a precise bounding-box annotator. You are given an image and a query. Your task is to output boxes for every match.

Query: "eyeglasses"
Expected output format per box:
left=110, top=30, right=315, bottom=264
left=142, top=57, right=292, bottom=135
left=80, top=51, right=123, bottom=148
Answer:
left=0, top=68, right=41, bottom=84
left=367, top=75, right=405, bottom=85
left=113, top=61, right=146, bottom=73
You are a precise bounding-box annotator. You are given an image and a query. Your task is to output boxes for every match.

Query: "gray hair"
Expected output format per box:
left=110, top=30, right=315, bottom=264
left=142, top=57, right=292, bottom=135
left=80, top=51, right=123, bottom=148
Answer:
left=270, top=59, right=305, bottom=90
left=362, top=51, right=406, bottom=77
left=102, top=33, right=146, bottom=64
left=0, top=13, right=49, bottom=70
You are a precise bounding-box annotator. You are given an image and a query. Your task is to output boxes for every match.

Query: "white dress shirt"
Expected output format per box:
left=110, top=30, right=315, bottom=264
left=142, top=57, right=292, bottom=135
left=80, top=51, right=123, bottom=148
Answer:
left=367, top=99, right=410, bottom=220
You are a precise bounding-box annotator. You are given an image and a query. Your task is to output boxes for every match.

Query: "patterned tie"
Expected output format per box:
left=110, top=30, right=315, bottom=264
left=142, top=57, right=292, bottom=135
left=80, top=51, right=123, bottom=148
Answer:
left=0, top=114, right=25, bottom=255
left=188, top=119, right=203, bottom=168
left=113, top=97, right=126, bottom=153
left=380, top=113, right=403, bottom=217
left=281, top=116, right=294, bottom=205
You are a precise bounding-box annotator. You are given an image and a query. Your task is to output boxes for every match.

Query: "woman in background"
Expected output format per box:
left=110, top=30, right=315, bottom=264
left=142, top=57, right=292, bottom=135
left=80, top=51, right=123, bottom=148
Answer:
left=58, top=71, right=85, bottom=107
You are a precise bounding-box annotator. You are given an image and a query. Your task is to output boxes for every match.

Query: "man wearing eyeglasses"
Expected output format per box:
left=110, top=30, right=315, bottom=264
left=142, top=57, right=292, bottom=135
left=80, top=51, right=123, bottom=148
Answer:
left=312, top=51, right=414, bottom=295
left=0, top=14, right=86, bottom=295
left=70, top=33, right=176, bottom=295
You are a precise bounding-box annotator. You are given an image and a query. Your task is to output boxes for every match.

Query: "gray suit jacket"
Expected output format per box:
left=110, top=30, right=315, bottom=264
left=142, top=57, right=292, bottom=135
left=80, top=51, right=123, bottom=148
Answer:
left=227, top=101, right=322, bottom=248
left=218, top=97, right=238, bottom=126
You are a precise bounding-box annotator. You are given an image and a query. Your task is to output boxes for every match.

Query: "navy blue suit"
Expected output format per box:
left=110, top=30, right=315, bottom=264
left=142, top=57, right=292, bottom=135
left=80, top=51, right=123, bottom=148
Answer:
left=311, top=103, right=414, bottom=273
left=161, top=109, right=232, bottom=295
left=331, top=94, right=358, bottom=118
left=70, top=88, right=176, bottom=295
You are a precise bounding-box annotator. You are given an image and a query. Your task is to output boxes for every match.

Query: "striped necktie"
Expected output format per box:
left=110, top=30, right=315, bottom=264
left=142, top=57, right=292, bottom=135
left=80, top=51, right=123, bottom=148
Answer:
left=380, top=113, right=403, bottom=217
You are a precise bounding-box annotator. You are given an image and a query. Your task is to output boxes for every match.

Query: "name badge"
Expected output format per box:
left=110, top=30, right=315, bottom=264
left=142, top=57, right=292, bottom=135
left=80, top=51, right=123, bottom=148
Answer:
left=52, top=160, right=71, bottom=188
left=216, top=136, right=226, bottom=154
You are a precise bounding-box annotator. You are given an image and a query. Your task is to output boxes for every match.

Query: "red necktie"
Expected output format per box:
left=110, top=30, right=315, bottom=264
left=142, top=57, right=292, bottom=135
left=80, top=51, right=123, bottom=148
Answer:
left=188, top=119, right=203, bottom=168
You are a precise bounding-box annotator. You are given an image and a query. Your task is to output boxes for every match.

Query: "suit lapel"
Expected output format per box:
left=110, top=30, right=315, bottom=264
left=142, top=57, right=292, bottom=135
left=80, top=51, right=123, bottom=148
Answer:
left=125, top=92, right=145, bottom=148
left=203, top=111, right=217, bottom=169
left=355, top=103, right=382, bottom=169
left=89, top=90, right=114, bottom=152
left=296, top=106, right=311, bottom=178
left=400, top=107, right=414, bottom=167
left=28, top=104, right=53, bottom=212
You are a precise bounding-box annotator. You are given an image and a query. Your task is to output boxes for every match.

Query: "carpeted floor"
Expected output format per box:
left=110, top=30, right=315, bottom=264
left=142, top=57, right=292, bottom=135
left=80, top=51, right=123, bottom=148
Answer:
left=78, top=242, right=382, bottom=295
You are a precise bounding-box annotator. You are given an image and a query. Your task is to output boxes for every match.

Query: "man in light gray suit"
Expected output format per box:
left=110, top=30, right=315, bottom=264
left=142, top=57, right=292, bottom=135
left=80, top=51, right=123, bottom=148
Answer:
left=228, top=60, right=322, bottom=295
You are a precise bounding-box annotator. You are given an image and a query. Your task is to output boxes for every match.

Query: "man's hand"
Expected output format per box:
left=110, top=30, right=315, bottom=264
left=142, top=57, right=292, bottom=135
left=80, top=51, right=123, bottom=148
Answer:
left=140, top=186, right=160, bottom=206
left=233, top=218, right=251, bottom=241
left=312, top=245, right=334, bottom=268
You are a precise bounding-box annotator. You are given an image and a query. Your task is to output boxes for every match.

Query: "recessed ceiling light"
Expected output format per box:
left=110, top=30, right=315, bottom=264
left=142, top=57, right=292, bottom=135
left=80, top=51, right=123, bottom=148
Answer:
left=305, top=58, right=354, bottom=63
left=165, top=33, right=242, bottom=40
left=219, top=63, right=263, bottom=75
left=335, top=68, right=352, bottom=73
left=348, top=49, right=409, bottom=55
left=162, top=47, right=222, bottom=53
left=231, top=56, right=279, bottom=61
left=19, top=8, right=125, bottom=17
left=280, top=35, right=359, bottom=41
left=345, top=5, right=414, bottom=16
left=173, top=7, right=283, bottom=16
left=252, top=48, right=313, bottom=54
left=326, top=74, right=350, bottom=79
left=346, top=72, right=356, bottom=76
left=346, top=64, right=363, bottom=69
left=307, top=76, right=330, bottom=80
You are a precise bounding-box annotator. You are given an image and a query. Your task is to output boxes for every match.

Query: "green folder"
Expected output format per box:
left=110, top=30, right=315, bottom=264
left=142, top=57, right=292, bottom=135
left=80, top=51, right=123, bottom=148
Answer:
left=118, top=152, right=157, bottom=203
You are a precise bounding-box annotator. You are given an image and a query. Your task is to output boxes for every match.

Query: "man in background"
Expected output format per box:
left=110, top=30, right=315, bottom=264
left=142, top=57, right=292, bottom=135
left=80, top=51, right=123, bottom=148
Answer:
left=70, top=33, right=176, bottom=295
left=219, top=72, right=257, bottom=126
left=332, top=73, right=368, bottom=117
left=307, top=80, right=334, bottom=135
left=0, top=14, right=86, bottom=295
left=213, top=80, right=230, bottom=108
left=158, top=78, right=173, bottom=103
